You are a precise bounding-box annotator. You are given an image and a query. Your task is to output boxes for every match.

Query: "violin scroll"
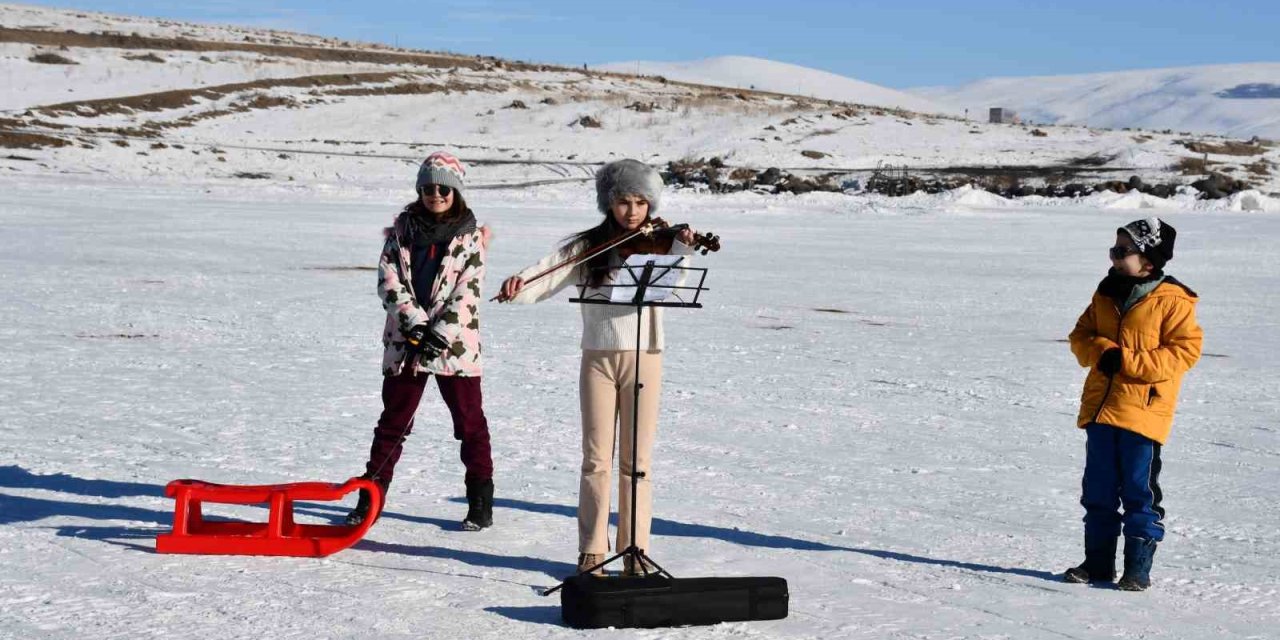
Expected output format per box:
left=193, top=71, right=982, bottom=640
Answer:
left=690, top=230, right=720, bottom=255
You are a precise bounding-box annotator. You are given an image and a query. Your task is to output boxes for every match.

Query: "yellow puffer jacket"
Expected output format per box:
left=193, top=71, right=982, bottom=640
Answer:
left=1069, top=279, right=1203, bottom=444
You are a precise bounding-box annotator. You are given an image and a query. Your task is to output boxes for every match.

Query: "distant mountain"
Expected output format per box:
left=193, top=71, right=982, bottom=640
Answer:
left=910, top=63, right=1280, bottom=139
left=598, top=55, right=953, bottom=115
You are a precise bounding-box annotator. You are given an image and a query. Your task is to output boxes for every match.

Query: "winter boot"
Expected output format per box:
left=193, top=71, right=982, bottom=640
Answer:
left=461, top=478, right=494, bottom=531
left=1117, top=536, right=1158, bottom=591
left=577, top=553, right=605, bottom=577
left=623, top=552, right=655, bottom=577
left=344, top=488, right=374, bottom=526
left=344, top=474, right=385, bottom=527
left=1064, top=535, right=1118, bottom=584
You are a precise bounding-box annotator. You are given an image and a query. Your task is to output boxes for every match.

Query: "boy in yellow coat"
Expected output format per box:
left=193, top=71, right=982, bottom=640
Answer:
left=1065, top=217, right=1203, bottom=591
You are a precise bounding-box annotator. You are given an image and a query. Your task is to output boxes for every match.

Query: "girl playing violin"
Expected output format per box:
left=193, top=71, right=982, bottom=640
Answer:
left=498, top=159, right=696, bottom=576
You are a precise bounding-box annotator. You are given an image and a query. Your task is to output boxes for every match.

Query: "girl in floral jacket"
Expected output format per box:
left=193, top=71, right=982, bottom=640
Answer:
left=347, top=151, right=495, bottom=531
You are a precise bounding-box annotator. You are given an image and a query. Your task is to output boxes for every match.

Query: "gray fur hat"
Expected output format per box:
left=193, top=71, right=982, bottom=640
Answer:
left=595, top=159, right=663, bottom=215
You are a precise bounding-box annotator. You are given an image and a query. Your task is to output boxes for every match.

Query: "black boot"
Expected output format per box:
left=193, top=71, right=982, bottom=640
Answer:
left=345, top=489, right=373, bottom=526
left=462, top=478, right=493, bottom=531
left=344, top=474, right=385, bottom=526
left=1117, top=537, right=1157, bottom=591
left=1064, top=535, right=1117, bottom=584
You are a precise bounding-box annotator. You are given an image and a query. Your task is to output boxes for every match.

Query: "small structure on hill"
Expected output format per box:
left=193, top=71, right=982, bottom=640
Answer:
left=989, top=107, right=1020, bottom=124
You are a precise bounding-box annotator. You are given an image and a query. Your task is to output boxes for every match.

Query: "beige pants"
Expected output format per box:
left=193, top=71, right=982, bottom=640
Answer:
left=578, top=349, right=663, bottom=554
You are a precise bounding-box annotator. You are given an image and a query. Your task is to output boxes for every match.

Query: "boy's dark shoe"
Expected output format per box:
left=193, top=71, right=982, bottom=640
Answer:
left=1064, top=535, right=1118, bottom=584
left=462, top=477, right=493, bottom=531
left=1118, top=536, right=1158, bottom=591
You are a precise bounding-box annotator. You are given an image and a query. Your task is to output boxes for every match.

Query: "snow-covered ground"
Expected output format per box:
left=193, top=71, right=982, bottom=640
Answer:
left=912, top=63, right=1280, bottom=140
left=1, top=5, right=1278, bottom=636
left=1, top=174, right=1277, bottom=639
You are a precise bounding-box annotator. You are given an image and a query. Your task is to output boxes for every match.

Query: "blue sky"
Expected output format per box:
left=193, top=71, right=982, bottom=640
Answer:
left=25, top=0, right=1280, bottom=87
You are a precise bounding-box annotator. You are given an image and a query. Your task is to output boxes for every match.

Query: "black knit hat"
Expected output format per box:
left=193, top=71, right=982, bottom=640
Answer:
left=1119, top=217, right=1176, bottom=270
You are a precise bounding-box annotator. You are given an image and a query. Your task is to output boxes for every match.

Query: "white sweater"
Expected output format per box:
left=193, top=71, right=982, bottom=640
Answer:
left=510, top=239, right=695, bottom=351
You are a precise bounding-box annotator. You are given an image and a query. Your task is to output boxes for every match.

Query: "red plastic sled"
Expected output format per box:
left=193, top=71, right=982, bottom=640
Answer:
left=155, top=477, right=381, bottom=557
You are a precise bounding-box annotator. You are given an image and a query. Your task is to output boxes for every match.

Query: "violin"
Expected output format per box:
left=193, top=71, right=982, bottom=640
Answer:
left=492, top=217, right=720, bottom=302
left=617, top=218, right=722, bottom=259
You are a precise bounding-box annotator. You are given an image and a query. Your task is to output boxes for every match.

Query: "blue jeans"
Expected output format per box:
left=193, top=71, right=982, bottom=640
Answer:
left=1081, top=423, right=1165, bottom=542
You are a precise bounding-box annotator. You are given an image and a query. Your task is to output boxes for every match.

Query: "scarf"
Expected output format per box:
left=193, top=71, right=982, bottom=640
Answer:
left=404, top=208, right=477, bottom=248
left=1098, top=268, right=1164, bottom=312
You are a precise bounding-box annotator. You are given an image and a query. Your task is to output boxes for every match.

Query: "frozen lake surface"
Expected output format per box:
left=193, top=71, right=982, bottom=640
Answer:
left=1, top=177, right=1276, bottom=639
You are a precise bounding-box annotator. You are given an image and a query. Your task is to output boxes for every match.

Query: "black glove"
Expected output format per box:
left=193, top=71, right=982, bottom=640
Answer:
left=403, top=325, right=449, bottom=360
left=1097, top=348, right=1122, bottom=377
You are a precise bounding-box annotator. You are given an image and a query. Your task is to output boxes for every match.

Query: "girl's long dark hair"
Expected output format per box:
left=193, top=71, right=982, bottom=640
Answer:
left=562, top=215, right=628, bottom=287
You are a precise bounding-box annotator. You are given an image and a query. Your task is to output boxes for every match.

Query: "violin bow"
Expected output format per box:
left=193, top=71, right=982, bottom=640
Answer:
left=491, top=220, right=662, bottom=302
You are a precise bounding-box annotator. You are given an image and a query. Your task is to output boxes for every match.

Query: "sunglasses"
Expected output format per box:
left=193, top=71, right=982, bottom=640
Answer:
left=418, top=184, right=453, bottom=198
left=1109, top=245, right=1139, bottom=260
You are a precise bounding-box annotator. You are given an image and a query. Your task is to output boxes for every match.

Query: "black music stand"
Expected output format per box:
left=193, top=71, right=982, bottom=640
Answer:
left=542, top=256, right=708, bottom=595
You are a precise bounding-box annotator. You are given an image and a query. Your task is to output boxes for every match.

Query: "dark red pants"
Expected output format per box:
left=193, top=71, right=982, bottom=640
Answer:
left=363, top=370, right=493, bottom=488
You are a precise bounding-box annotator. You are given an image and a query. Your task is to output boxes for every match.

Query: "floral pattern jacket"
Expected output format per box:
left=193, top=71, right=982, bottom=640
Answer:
left=377, top=213, right=489, bottom=377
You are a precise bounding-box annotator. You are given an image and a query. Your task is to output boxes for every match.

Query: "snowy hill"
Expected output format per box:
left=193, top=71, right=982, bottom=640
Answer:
left=0, top=1, right=389, bottom=48
left=911, top=62, right=1280, bottom=139
left=1, top=3, right=1277, bottom=200
left=600, top=55, right=954, bottom=115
